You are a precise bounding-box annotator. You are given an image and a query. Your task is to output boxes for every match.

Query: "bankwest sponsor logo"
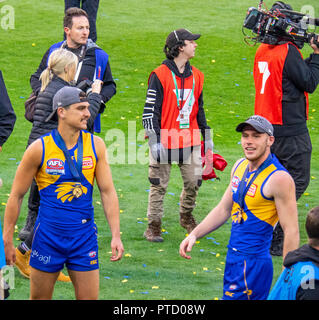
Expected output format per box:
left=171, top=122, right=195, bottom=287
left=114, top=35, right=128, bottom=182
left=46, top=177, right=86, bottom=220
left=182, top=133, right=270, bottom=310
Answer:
left=82, top=156, right=94, bottom=170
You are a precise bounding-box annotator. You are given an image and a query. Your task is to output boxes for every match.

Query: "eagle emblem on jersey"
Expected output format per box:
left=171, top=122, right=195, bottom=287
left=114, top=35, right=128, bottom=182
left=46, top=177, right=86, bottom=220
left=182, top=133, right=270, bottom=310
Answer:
left=55, top=182, right=88, bottom=203
left=232, top=205, right=248, bottom=224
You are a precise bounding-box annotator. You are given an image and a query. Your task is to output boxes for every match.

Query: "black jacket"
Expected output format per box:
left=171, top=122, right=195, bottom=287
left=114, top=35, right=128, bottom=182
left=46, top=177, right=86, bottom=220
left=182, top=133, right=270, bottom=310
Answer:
left=0, top=70, right=16, bottom=147
left=27, top=75, right=102, bottom=146
left=30, top=40, right=116, bottom=104
left=275, top=44, right=319, bottom=137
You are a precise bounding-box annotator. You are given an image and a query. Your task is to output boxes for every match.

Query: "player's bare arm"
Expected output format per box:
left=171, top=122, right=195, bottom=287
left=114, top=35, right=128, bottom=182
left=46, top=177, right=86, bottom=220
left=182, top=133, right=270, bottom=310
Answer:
left=264, top=170, right=300, bottom=260
left=3, top=139, right=43, bottom=265
left=179, top=161, right=241, bottom=259
left=94, top=135, right=124, bottom=261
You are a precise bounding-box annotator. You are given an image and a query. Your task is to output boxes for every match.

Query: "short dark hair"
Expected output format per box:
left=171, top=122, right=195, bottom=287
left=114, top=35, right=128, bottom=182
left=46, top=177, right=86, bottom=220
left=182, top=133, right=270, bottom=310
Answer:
left=306, top=206, right=319, bottom=246
left=64, top=7, right=89, bottom=29
left=163, top=40, right=185, bottom=60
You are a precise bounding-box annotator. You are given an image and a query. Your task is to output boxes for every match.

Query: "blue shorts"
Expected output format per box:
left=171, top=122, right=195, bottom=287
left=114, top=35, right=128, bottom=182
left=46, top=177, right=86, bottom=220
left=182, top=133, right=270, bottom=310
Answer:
left=223, top=249, right=273, bottom=300
left=30, top=220, right=99, bottom=273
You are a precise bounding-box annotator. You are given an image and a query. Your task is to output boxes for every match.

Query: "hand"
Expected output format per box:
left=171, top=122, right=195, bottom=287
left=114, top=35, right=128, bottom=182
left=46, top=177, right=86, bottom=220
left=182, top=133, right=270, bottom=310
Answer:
left=91, top=80, right=103, bottom=94
left=4, top=241, right=16, bottom=266
left=204, top=139, right=214, bottom=154
left=149, top=141, right=167, bottom=162
left=110, top=237, right=124, bottom=262
left=310, top=35, right=319, bottom=54
left=179, top=234, right=197, bottom=259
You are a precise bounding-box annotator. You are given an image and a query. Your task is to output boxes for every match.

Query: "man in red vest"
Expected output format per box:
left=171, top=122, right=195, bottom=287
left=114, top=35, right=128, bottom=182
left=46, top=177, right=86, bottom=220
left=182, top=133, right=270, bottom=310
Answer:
left=142, top=29, right=213, bottom=242
left=253, top=1, right=319, bottom=256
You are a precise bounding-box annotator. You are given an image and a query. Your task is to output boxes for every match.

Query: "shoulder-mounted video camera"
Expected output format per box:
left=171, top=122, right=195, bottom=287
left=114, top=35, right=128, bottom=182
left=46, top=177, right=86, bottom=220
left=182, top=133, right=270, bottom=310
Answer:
left=243, top=1, right=319, bottom=48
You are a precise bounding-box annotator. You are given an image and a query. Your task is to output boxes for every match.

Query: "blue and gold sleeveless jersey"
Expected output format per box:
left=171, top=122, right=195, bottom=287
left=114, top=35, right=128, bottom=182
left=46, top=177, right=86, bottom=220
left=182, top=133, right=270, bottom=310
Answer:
left=35, top=130, right=97, bottom=230
left=228, top=154, right=287, bottom=256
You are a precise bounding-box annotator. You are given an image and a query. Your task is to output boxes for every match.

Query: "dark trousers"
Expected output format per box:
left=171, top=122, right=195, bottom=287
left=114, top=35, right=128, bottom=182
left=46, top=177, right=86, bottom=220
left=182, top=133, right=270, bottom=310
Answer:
left=24, top=180, right=40, bottom=248
left=271, top=132, right=312, bottom=200
left=64, top=0, right=100, bottom=42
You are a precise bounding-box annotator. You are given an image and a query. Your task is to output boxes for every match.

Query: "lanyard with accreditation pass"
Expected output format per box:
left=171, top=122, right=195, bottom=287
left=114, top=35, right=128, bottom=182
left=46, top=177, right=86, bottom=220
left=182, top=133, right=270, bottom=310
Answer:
left=171, top=71, right=195, bottom=129
left=235, top=154, right=273, bottom=223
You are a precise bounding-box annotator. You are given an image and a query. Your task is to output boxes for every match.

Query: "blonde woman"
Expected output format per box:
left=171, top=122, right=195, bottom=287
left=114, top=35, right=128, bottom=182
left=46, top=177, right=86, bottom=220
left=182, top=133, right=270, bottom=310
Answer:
left=15, top=48, right=103, bottom=282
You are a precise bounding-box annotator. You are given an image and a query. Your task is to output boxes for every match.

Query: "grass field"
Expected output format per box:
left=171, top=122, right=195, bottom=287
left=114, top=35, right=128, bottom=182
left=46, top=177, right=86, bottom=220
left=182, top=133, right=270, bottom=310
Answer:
left=1, top=0, right=319, bottom=300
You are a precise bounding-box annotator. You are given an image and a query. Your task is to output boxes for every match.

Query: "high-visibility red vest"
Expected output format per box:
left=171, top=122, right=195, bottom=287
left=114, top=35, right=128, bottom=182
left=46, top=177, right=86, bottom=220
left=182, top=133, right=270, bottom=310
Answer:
left=151, top=64, right=204, bottom=149
left=254, top=43, right=309, bottom=125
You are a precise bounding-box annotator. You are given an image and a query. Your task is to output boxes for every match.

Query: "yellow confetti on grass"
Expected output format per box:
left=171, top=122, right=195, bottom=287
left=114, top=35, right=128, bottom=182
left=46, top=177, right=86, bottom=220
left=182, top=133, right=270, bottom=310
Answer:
left=121, top=279, right=128, bottom=283
left=152, top=286, right=159, bottom=289
left=216, top=253, right=220, bottom=258
left=130, top=290, right=134, bottom=293
left=125, top=253, right=132, bottom=257
left=1, top=202, right=6, bottom=206
left=304, top=193, right=310, bottom=196
left=203, top=267, right=208, bottom=271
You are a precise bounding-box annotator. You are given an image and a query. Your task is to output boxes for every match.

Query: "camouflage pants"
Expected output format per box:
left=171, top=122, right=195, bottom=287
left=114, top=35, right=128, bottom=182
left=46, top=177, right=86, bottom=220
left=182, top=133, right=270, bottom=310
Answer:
left=146, top=145, right=202, bottom=226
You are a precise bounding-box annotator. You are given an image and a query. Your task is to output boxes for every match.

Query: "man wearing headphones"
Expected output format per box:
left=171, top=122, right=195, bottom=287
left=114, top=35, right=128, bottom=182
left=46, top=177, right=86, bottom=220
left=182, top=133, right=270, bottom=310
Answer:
left=253, top=1, right=319, bottom=256
left=142, top=29, right=213, bottom=242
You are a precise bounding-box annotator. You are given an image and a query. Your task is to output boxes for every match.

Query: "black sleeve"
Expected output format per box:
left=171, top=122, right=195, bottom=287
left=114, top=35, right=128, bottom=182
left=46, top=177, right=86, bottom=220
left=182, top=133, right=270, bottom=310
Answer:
left=30, top=49, right=50, bottom=94
left=86, top=92, right=102, bottom=133
left=284, top=44, right=319, bottom=94
left=100, top=60, right=116, bottom=104
left=296, top=279, right=319, bottom=300
left=196, top=91, right=211, bottom=140
left=142, top=72, right=163, bottom=139
left=0, top=71, right=16, bottom=146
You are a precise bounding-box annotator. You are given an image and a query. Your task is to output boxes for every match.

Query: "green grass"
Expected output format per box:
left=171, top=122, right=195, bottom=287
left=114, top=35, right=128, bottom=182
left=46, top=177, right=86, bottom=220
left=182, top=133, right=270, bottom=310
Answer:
left=0, top=0, right=319, bottom=300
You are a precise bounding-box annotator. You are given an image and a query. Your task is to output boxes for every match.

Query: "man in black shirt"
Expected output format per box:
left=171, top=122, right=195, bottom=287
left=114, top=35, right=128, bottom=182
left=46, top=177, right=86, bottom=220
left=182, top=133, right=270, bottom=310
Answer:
left=0, top=69, right=15, bottom=300
left=0, top=70, right=16, bottom=152
left=253, top=1, right=319, bottom=256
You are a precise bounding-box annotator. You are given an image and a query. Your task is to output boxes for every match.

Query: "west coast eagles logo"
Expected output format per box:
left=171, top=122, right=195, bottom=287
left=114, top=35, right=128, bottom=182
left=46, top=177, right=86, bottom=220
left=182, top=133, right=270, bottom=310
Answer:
left=231, top=204, right=248, bottom=224
left=55, top=182, right=88, bottom=203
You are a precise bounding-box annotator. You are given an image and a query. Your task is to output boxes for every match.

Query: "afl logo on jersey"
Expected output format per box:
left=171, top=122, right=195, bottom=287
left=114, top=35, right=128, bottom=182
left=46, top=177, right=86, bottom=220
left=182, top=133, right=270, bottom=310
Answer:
left=46, top=158, right=65, bottom=175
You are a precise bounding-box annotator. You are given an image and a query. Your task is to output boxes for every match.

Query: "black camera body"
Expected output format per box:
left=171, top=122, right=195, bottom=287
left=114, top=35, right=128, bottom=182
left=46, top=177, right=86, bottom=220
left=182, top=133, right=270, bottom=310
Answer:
left=76, top=79, right=93, bottom=95
left=243, top=3, right=319, bottom=48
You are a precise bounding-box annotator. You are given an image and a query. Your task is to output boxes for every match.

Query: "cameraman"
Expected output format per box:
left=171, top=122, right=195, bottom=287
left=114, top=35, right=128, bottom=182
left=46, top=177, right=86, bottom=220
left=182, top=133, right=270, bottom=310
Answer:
left=253, top=2, right=319, bottom=256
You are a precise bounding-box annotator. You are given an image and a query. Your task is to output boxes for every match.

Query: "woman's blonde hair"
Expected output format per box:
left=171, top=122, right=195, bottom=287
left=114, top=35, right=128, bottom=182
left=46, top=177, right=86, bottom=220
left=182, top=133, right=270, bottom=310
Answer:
left=39, top=48, right=78, bottom=91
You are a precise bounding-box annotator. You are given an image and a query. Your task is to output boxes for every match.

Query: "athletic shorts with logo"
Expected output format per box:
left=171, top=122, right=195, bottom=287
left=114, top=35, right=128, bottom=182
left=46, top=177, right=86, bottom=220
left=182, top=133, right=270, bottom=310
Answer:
left=30, top=219, right=99, bottom=272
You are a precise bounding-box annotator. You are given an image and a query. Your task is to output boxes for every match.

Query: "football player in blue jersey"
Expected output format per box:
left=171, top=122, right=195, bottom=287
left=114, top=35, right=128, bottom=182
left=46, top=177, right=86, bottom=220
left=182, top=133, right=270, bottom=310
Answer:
left=179, top=115, right=299, bottom=300
left=3, top=86, right=124, bottom=300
